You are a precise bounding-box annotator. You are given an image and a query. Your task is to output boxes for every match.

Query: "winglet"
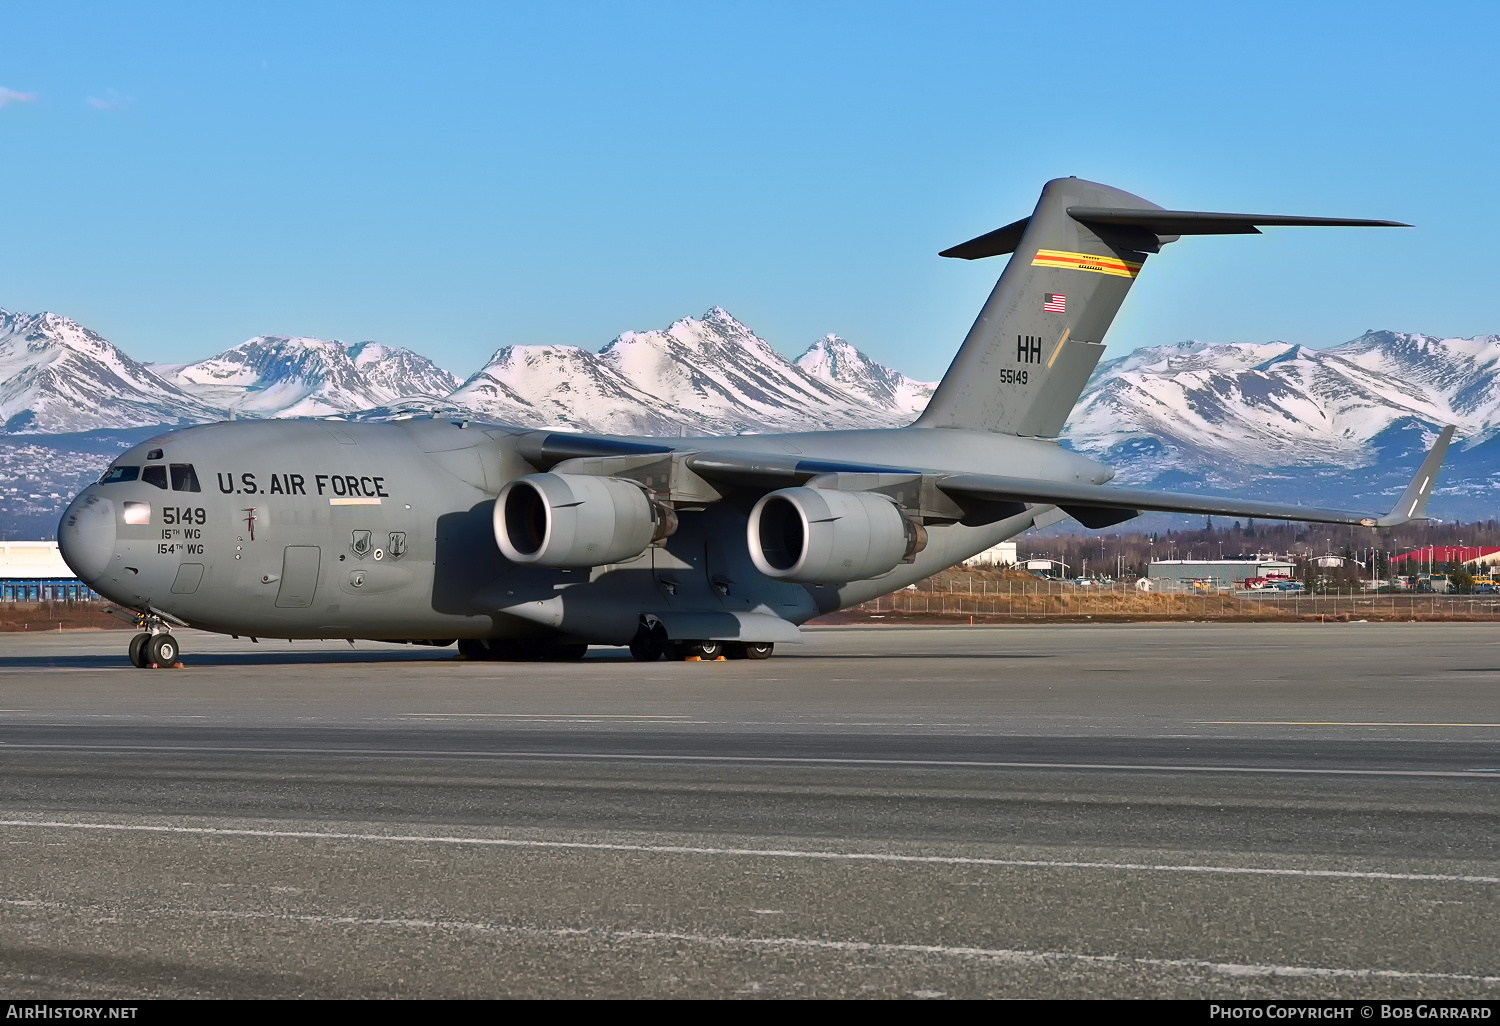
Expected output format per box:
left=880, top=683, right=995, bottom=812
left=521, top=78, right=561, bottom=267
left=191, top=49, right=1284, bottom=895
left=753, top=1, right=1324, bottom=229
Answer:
left=1376, top=425, right=1456, bottom=527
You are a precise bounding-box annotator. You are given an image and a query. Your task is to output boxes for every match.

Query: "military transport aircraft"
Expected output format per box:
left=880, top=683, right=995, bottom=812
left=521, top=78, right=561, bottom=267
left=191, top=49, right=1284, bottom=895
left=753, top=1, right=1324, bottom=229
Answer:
left=58, top=177, right=1453, bottom=667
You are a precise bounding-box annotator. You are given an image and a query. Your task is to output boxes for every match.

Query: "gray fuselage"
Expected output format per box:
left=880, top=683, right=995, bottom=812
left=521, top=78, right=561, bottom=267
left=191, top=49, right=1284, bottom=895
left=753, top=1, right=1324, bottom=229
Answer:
left=57, top=417, right=1110, bottom=644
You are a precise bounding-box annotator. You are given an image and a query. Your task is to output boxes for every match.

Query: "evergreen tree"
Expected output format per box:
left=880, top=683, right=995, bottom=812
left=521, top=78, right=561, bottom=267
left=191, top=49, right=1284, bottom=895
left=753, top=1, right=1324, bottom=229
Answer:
left=1450, top=560, right=1476, bottom=594
left=1301, top=559, right=1319, bottom=594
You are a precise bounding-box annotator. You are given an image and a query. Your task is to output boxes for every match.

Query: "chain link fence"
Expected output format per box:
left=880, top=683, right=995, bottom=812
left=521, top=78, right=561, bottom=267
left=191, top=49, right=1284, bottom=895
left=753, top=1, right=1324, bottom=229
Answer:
left=839, top=571, right=1500, bottom=622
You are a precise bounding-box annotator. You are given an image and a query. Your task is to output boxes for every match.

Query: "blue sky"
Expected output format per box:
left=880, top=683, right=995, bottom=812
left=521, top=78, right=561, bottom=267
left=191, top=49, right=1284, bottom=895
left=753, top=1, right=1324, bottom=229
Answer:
left=2, top=1, right=1497, bottom=381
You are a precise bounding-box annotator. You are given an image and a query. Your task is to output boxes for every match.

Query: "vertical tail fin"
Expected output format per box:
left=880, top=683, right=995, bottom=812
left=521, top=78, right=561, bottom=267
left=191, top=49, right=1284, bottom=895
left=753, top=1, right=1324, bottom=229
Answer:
left=916, top=178, right=1407, bottom=437
left=916, top=177, right=1159, bottom=436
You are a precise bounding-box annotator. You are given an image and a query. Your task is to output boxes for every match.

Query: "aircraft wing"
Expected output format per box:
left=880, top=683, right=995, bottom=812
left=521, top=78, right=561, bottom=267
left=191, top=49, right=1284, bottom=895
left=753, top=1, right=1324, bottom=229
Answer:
left=940, top=433, right=1451, bottom=530
left=687, top=426, right=1453, bottom=529
left=521, top=425, right=1455, bottom=530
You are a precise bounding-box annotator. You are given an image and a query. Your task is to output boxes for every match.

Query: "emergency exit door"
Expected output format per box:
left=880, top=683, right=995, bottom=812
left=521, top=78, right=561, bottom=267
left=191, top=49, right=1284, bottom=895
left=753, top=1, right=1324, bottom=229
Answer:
left=275, top=546, right=321, bottom=607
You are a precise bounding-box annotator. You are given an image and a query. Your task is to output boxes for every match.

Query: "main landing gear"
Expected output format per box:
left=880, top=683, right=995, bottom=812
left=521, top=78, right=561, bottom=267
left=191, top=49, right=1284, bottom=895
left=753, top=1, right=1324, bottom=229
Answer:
left=127, top=618, right=180, bottom=669
left=628, top=622, right=773, bottom=662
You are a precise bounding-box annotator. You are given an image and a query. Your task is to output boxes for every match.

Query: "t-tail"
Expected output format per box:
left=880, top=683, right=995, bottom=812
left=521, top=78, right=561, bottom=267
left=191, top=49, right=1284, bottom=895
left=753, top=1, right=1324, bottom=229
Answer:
left=915, top=177, right=1407, bottom=437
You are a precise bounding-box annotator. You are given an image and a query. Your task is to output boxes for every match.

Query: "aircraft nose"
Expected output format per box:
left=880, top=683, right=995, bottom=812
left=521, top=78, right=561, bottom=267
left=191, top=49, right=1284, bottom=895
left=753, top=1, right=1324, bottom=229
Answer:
left=58, top=492, right=116, bottom=584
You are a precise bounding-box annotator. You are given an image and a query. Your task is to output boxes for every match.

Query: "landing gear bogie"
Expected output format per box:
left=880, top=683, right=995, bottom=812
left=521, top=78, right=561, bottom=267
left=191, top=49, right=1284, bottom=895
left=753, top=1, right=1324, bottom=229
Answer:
left=126, top=609, right=181, bottom=668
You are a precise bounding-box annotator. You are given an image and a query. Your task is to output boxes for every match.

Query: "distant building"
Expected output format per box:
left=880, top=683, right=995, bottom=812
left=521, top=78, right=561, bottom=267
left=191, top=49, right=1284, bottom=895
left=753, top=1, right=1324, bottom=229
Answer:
left=0, top=541, right=98, bottom=602
left=1313, top=554, right=1365, bottom=569
left=1021, top=557, right=1069, bottom=577
left=963, top=541, right=1017, bottom=567
left=1147, top=558, right=1296, bottom=589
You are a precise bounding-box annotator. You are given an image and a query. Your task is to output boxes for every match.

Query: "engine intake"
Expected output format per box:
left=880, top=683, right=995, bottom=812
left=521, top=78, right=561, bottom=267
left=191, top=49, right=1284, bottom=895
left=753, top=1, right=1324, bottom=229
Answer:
left=747, top=487, right=917, bottom=584
left=494, top=473, right=674, bottom=568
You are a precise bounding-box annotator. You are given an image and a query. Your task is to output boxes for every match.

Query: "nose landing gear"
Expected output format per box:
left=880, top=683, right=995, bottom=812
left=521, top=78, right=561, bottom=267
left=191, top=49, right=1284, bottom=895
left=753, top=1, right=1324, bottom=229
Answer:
left=126, top=613, right=182, bottom=669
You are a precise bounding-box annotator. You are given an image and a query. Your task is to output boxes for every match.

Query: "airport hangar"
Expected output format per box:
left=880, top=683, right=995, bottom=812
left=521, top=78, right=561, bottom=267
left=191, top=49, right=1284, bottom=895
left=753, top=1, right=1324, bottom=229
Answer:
left=0, top=540, right=98, bottom=603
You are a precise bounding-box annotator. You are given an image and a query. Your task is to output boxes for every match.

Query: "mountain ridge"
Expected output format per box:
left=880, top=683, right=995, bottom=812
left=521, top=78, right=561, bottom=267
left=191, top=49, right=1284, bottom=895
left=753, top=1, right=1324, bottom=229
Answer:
left=1, top=304, right=1497, bottom=529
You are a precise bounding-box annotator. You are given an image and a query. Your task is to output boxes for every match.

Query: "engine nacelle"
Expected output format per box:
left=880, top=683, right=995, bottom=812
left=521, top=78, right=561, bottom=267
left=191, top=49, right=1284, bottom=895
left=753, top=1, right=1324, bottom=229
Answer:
left=747, top=487, right=914, bottom=584
left=494, top=473, right=671, bottom=568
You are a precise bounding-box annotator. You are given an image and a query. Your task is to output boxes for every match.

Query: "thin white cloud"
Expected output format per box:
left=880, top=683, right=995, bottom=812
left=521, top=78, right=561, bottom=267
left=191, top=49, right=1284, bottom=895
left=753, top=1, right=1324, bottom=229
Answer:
left=87, top=90, right=132, bottom=112
left=0, top=88, right=37, bottom=107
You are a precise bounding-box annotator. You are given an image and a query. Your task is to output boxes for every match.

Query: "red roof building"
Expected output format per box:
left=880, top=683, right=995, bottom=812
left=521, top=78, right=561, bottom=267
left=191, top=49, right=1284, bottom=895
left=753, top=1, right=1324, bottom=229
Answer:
left=1390, top=546, right=1500, bottom=567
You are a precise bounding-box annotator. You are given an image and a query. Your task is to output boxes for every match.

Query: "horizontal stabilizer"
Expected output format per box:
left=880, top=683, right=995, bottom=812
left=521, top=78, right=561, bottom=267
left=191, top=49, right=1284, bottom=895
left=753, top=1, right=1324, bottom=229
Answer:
left=941, top=206, right=1409, bottom=260
left=1066, top=206, right=1411, bottom=236
left=938, top=217, right=1030, bottom=260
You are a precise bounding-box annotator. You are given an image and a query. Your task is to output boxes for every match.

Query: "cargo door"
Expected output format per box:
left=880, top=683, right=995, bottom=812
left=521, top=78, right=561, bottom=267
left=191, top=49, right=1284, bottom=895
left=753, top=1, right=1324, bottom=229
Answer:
left=275, top=546, right=321, bottom=608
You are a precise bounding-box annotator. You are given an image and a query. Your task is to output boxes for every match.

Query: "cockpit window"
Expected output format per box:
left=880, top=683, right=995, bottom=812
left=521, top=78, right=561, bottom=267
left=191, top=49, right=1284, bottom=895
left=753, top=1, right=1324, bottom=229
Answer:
left=170, top=464, right=201, bottom=492
left=100, top=466, right=140, bottom=485
left=146, top=449, right=164, bottom=461
left=141, top=465, right=169, bottom=490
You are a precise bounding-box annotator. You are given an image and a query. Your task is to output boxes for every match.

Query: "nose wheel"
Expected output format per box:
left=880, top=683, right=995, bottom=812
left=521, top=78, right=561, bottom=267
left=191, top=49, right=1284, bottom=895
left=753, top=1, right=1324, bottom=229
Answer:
left=128, top=630, right=180, bottom=668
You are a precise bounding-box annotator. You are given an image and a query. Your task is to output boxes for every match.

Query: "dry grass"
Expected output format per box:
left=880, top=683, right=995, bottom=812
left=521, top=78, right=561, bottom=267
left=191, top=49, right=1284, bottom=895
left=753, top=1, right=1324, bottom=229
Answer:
left=5, top=567, right=1495, bottom=633
left=813, top=566, right=1500, bottom=624
left=0, top=602, right=131, bottom=633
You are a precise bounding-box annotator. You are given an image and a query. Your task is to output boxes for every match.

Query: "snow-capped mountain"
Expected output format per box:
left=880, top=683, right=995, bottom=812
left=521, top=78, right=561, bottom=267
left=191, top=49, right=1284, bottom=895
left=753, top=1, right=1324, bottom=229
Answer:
left=444, top=308, right=933, bottom=435
left=795, top=333, right=935, bottom=419
left=4, top=300, right=1499, bottom=520
left=447, top=343, right=713, bottom=435
left=1057, top=331, right=1500, bottom=521
left=1064, top=332, right=1500, bottom=479
left=153, top=336, right=460, bottom=418
left=348, top=341, right=463, bottom=406
left=0, top=309, right=220, bottom=433
left=0, top=306, right=932, bottom=437
left=594, top=308, right=925, bottom=433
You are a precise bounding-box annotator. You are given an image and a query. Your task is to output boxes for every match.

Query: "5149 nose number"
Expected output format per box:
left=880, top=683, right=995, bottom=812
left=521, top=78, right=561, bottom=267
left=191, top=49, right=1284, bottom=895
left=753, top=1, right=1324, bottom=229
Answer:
left=162, top=507, right=207, bottom=525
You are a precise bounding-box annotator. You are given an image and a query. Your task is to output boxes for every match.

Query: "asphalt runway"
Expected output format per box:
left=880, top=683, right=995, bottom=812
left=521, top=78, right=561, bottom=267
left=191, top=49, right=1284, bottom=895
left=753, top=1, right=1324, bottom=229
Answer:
left=0, top=622, right=1497, bottom=999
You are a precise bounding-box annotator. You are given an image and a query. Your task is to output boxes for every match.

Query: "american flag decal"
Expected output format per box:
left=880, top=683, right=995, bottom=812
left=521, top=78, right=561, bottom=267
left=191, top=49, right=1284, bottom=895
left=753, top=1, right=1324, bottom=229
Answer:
left=1043, top=293, right=1066, bottom=313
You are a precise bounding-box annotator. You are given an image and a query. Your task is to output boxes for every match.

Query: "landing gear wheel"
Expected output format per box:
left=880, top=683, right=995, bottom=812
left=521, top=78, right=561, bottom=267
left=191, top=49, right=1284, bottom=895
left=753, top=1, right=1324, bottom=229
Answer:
left=673, top=640, right=723, bottom=660
left=741, top=642, right=774, bottom=666
left=629, top=622, right=669, bottom=662
left=128, top=632, right=151, bottom=668
left=457, top=638, right=490, bottom=660
left=145, top=633, right=178, bottom=668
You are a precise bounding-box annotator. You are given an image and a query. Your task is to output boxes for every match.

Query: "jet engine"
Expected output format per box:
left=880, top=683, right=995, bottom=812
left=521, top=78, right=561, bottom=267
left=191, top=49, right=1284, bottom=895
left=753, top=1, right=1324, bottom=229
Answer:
left=747, top=487, right=919, bottom=584
left=494, top=473, right=674, bottom=568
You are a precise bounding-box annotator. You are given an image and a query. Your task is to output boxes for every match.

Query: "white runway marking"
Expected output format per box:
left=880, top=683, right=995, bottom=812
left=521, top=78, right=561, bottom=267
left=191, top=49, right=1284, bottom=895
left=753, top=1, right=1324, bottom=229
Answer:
left=1201, top=721, right=1500, bottom=728
left=401, top=713, right=691, bottom=720
left=1, top=819, right=1495, bottom=885
left=0, top=741, right=1494, bottom=778
left=4, top=898, right=1494, bottom=986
